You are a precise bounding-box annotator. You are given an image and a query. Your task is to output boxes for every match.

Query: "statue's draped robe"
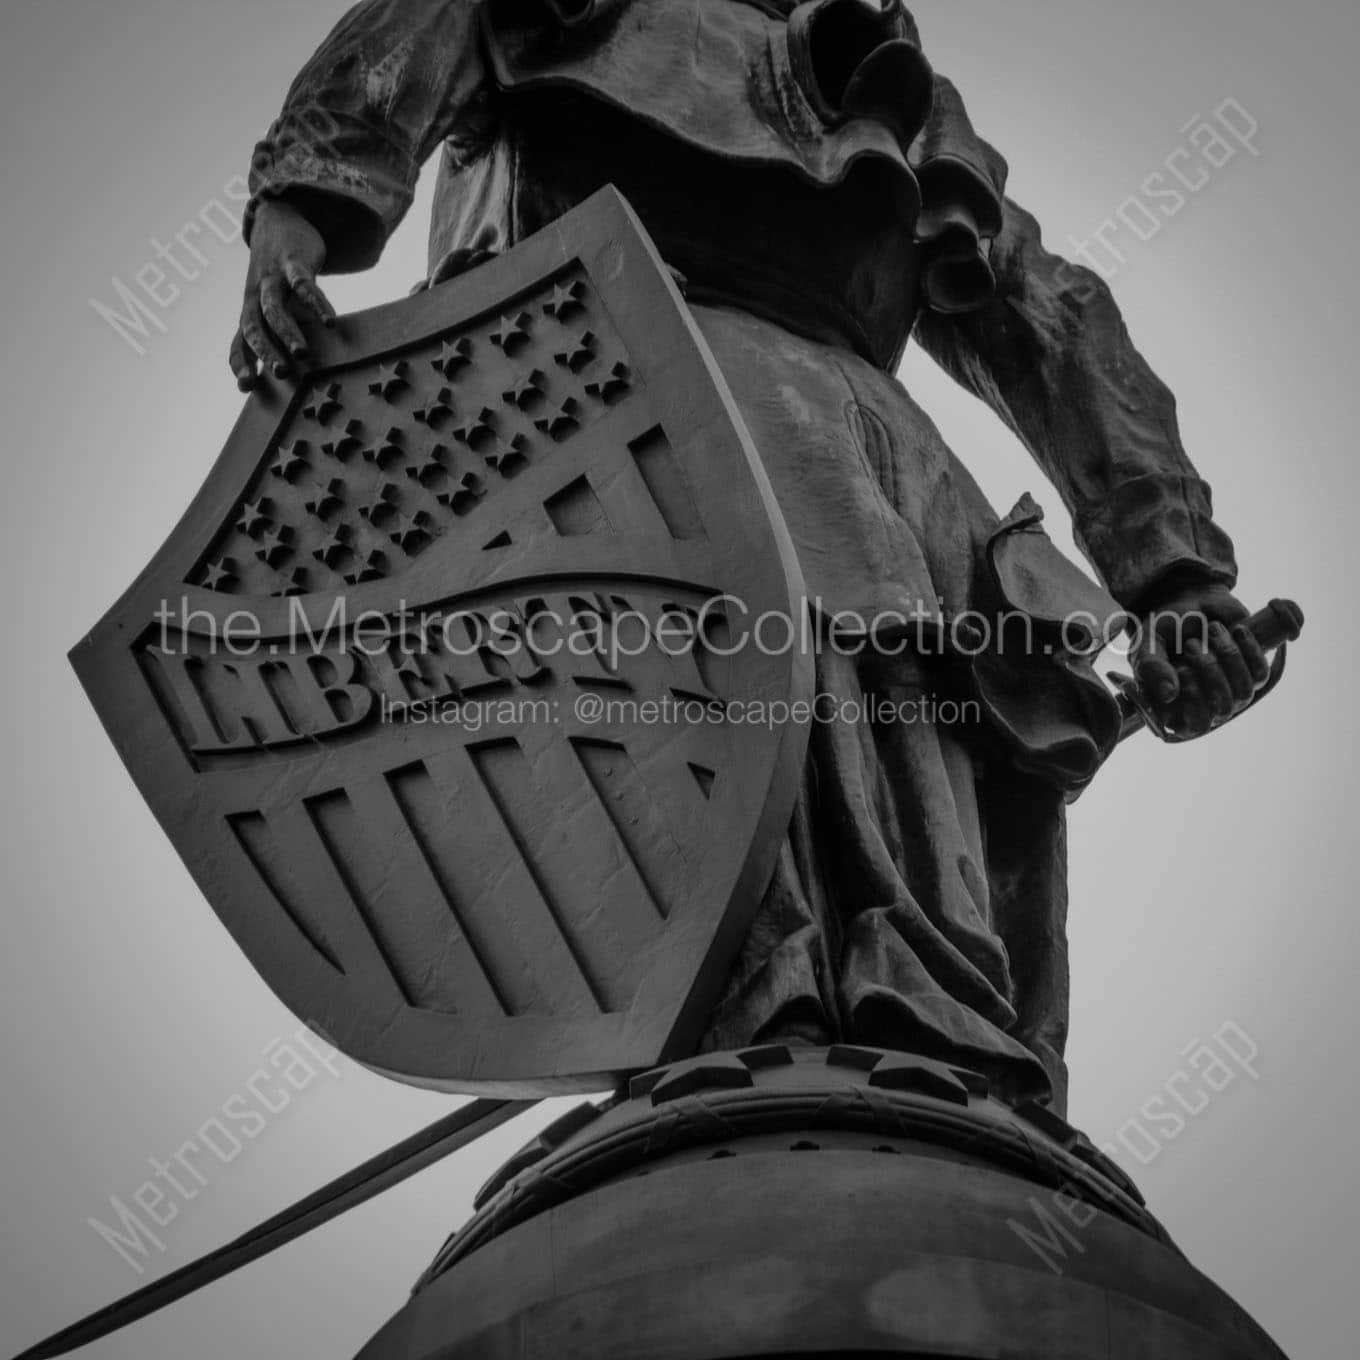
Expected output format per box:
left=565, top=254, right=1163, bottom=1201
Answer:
left=247, top=0, right=1238, bottom=1110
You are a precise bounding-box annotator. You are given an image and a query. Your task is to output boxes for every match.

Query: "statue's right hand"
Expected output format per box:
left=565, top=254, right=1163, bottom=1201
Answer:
left=230, top=197, right=336, bottom=390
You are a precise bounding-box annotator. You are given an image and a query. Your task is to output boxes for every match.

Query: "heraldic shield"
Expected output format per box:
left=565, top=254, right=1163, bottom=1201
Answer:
left=72, top=188, right=812, bottom=1095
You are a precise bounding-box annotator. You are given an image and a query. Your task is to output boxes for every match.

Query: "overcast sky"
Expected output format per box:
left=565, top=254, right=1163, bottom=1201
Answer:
left=1, top=1, right=1355, bottom=1356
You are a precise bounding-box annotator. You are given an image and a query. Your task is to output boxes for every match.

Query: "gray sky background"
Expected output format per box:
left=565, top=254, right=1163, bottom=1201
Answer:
left=0, top=1, right=1355, bottom=1356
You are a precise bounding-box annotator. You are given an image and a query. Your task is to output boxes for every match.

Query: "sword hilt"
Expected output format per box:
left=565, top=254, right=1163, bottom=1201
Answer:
left=1114, top=597, right=1304, bottom=743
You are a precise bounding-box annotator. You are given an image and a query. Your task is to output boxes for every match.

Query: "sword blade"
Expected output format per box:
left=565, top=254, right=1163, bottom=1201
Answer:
left=11, top=1098, right=536, bottom=1360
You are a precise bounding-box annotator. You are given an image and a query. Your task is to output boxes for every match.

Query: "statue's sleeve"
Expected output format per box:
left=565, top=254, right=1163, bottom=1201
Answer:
left=913, top=194, right=1239, bottom=612
left=244, top=0, right=485, bottom=273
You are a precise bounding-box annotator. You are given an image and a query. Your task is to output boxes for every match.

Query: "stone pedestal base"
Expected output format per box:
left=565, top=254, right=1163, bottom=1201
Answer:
left=357, top=1047, right=1287, bottom=1359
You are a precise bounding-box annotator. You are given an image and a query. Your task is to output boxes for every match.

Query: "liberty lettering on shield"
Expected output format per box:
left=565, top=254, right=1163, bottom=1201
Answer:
left=143, top=588, right=719, bottom=755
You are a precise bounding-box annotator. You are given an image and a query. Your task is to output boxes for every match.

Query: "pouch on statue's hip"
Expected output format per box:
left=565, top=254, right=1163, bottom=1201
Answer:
left=968, top=494, right=1125, bottom=796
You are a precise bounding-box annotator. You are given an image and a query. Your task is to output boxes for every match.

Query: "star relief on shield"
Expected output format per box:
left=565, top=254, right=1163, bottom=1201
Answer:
left=368, top=361, right=410, bottom=402
left=433, top=336, right=473, bottom=378
left=489, top=311, right=533, bottom=350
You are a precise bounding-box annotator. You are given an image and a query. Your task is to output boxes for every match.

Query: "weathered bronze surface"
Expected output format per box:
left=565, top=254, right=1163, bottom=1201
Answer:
left=223, top=0, right=1288, bottom=1112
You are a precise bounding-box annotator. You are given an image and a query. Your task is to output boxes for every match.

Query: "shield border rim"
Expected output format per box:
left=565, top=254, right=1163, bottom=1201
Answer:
left=71, top=187, right=814, bottom=1094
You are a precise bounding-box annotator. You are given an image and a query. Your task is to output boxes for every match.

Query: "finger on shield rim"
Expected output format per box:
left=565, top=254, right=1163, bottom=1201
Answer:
left=285, top=259, right=337, bottom=327
left=230, top=329, right=258, bottom=390
left=260, top=273, right=308, bottom=359
left=241, top=305, right=286, bottom=378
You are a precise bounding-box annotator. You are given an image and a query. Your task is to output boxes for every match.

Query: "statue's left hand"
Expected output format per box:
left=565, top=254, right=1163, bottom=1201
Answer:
left=1131, top=583, right=1273, bottom=739
left=230, top=197, right=336, bottom=390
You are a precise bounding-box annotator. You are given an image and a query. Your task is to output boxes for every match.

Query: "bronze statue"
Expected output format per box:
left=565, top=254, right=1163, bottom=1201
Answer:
left=30, top=2, right=1302, bottom=1357
left=230, top=0, right=1275, bottom=1114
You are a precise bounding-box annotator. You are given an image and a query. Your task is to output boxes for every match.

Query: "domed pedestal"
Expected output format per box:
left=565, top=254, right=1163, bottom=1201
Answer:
left=357, top=1046, right=1287, bottom=1359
